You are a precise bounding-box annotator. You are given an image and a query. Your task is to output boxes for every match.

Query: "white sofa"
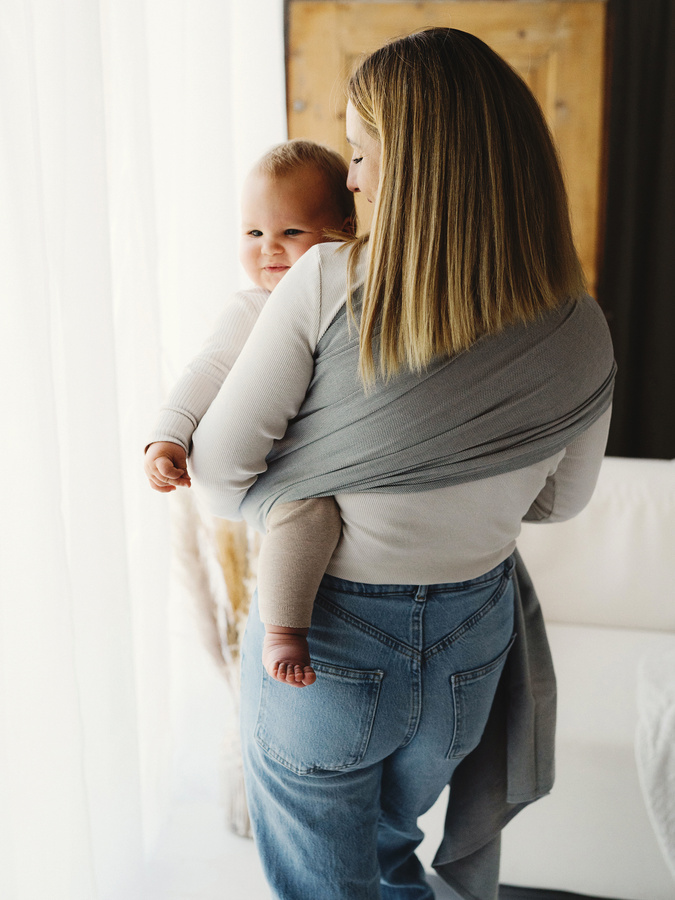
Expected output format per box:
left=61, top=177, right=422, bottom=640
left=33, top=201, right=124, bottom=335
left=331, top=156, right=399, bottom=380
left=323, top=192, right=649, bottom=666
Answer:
left=421, top=456, right=675, bottom=900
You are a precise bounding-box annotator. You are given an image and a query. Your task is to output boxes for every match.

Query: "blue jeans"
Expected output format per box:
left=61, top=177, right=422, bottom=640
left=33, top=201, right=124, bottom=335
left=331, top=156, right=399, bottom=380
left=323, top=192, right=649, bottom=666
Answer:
left=240, top=556, right=516, bottom=900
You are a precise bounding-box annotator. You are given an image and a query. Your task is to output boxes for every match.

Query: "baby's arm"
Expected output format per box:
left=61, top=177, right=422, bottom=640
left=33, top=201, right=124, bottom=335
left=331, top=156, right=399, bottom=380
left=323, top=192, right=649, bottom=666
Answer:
left=258, top=496, right=342, bottom=687
left=144, top=289, right=268, bottom=490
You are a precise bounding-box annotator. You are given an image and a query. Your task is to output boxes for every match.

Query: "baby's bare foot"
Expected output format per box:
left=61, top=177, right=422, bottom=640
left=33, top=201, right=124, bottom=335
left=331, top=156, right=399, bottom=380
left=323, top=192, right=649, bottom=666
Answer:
left=263, top=632, right=316, bottom=688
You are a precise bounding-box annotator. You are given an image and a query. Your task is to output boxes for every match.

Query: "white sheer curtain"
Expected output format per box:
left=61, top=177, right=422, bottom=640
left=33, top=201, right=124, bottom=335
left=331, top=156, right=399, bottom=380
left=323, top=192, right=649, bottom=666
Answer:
left=0, top=2, right=285, bottom=898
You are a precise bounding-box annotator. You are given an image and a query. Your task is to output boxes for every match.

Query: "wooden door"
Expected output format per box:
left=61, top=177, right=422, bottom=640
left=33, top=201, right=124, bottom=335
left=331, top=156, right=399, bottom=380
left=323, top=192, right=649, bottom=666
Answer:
left=287, top=1, right=607, bottom=295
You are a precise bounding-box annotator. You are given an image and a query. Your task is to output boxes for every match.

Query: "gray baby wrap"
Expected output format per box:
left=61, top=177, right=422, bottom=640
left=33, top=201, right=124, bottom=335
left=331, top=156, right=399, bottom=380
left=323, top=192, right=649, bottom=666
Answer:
left=241, top=289, right=616, bottom=529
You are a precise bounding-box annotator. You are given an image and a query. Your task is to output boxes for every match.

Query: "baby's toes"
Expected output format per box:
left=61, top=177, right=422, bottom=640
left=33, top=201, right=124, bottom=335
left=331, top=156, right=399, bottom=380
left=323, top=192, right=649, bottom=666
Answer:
left=286, top=664, right=303, bottom=685
left=302, top=667, right=316, bottom=686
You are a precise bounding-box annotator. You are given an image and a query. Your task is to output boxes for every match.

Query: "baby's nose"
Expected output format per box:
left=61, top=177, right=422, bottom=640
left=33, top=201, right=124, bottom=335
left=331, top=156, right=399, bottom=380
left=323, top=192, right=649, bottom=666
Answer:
left=262, top=236, right=283, bottom=254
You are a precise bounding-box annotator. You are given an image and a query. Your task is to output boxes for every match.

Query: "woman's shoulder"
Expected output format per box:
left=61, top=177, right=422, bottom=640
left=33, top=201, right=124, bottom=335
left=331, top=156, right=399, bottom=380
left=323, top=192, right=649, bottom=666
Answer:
left=284, top=240, right=366, bottom=290
left=279, top=242, right=365, bottom=338
left=314, top=240, right=367, bottom=285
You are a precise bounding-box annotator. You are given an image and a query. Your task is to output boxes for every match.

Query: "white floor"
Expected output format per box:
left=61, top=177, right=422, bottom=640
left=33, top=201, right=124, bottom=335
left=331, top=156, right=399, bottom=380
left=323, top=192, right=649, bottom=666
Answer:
left=146, top=799, right=267, bottom=900
left=146, top=795, right=456, bottom=900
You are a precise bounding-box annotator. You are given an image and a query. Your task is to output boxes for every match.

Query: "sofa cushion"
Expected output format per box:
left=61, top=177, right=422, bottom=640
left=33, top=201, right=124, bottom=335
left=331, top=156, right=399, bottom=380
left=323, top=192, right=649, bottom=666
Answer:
left=498, top=622, right=675, bottom=900
left=517, top=456, right=675, bottom=631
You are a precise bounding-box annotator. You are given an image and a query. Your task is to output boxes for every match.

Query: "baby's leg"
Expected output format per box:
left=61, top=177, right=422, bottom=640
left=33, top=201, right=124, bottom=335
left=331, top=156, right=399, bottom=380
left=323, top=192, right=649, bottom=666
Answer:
left=262, top=627, right=314, bottom=687
left=257, top=497, right=342, bottom=688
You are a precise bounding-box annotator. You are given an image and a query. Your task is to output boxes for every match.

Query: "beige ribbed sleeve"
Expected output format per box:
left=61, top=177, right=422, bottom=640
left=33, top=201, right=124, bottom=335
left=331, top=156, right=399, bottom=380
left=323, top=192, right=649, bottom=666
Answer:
left=257, top=497, right=342, bottom=627
left=146, top=287, right=269, bottom=452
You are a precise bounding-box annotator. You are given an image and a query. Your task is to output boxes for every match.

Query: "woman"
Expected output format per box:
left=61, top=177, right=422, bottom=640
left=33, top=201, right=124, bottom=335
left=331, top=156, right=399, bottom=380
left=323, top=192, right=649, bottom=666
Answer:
left=191, top=28, right=615, bottom=900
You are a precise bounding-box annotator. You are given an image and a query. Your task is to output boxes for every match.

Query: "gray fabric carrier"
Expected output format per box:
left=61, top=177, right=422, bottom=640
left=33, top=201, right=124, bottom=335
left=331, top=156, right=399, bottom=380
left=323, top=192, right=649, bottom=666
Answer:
left=241, top=290, right=616, bottom=530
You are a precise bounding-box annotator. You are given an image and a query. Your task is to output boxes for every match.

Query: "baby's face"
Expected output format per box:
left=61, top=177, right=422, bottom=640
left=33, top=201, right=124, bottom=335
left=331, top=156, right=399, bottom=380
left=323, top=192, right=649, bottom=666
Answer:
left=240, top=167, right=346, bottom=292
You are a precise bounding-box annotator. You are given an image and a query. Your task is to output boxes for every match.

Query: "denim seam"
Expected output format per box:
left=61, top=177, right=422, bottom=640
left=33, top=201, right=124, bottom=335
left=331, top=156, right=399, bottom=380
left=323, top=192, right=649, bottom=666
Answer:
left=446, top=633, right=517, bottom=760
left=399, top=599, right=425, bottom=748
left=321, top=558, right=511, bottom=598
left=319, top=582, right=419, bottom=599
left=256, top=738, right=361, bottom=775
left=427, top=569, right=505, bottom=595
left=311, top=661, right=384, bottom=682
left=451, top=633, right=517, bottom=684
left=423, top=567, right=513, bottom=663
left=315, top=594, right=417, bottom=658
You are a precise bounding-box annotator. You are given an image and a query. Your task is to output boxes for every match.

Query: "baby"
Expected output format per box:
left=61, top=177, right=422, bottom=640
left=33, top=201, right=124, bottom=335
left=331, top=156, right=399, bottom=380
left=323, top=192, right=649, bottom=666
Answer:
left=145, top=140, right=353, bottom=688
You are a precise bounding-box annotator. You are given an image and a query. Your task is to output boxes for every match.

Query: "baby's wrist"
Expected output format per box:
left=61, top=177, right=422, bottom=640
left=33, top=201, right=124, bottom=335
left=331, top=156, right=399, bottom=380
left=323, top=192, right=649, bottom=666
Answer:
left=264, top=625, right=309, bottom=636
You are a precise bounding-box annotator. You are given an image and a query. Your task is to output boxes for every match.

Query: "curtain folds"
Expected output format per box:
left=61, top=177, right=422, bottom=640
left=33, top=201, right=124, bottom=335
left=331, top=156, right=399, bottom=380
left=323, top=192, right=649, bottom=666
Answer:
left=599, top=0, right=675, bottom=459
left=0, top=2, right=286, bottom=898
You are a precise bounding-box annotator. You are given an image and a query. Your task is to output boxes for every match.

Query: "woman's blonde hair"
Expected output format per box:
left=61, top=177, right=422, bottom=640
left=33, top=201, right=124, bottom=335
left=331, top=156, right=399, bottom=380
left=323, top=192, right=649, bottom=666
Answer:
left=346, top=27, right=586, bottom=380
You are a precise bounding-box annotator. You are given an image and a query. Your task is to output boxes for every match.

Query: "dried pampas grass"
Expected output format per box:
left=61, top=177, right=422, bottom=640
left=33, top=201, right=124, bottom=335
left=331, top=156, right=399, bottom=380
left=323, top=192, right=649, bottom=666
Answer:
left=214, top=516, right=260, bottom=665
left=170, top=486, right=260, bottom=836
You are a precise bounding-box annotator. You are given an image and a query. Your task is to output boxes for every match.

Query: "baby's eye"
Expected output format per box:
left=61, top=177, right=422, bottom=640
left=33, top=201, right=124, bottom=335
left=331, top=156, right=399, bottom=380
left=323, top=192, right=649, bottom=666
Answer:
left=248, top=229, right=263, bottom=237
left=284, top=229, right=303, bottom=236
left=352, top=156, right=363, bottom=165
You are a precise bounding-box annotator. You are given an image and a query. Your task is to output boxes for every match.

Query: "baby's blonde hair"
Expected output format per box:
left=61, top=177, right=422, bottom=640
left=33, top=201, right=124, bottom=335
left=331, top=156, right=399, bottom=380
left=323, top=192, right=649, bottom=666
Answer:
left=347, top=27, right=586, bottom=381
left=256, top=139, right=356, bottom=228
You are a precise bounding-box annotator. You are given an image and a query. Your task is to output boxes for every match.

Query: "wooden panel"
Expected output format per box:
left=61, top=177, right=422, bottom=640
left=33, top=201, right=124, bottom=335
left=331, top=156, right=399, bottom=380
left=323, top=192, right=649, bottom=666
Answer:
left=288, top=1, right=606, bottom=294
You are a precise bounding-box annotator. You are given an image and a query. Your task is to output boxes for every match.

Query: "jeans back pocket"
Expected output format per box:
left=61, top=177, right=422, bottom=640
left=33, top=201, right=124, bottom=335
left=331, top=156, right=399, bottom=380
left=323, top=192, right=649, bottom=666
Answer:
left=255, top=661, right=384, bottom=775
left=446, top=634, right=516, bottom=760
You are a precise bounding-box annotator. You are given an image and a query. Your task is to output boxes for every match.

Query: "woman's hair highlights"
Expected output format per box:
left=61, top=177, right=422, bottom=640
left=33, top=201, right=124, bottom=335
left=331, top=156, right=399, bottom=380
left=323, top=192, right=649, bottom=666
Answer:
left=347, top=27, right=586, bottom=381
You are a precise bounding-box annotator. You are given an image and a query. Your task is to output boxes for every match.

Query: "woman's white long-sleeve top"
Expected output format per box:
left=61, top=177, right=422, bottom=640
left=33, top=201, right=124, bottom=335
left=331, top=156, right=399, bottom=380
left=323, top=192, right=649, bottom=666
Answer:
left=190, top=243, right=610, bottom=586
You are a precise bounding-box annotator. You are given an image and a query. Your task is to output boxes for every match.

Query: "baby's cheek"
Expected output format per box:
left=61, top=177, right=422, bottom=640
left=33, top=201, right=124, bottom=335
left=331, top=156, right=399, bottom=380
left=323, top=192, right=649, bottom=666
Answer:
left=239, top=244, right=259, bottom=281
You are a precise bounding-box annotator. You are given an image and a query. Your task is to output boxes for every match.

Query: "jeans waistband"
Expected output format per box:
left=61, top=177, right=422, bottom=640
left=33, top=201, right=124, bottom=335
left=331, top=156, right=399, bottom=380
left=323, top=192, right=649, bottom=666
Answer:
left=320, top=553, right=515, bottom=599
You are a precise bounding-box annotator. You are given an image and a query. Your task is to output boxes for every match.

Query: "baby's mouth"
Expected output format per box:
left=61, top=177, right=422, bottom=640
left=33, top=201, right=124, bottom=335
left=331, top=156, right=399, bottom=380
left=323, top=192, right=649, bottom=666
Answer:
left=265, top=265, right=289, bottom=274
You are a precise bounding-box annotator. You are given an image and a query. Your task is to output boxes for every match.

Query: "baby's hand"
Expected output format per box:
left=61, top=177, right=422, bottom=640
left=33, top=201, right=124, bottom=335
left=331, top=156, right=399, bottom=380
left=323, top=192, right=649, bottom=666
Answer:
left=263, top=627, right=316, bottom=688
left=144, top=441, right=192, bottom=492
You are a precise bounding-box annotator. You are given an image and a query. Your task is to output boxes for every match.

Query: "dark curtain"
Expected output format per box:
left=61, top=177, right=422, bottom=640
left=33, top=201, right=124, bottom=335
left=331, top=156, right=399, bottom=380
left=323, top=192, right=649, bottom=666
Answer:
left=598, top=0, right=675, bottom=459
